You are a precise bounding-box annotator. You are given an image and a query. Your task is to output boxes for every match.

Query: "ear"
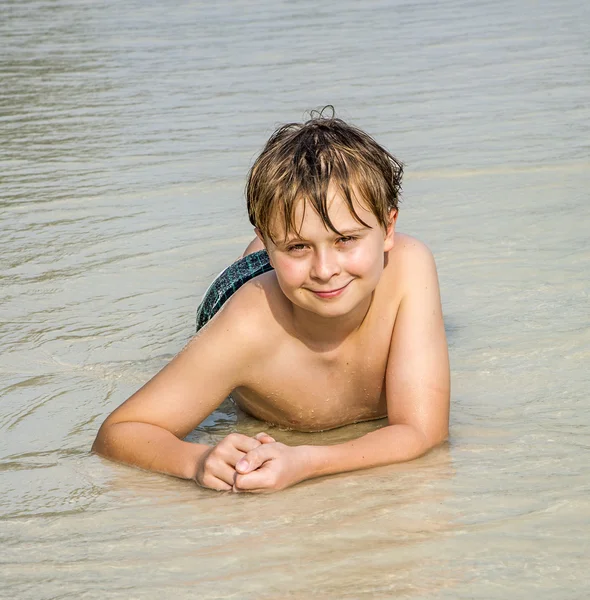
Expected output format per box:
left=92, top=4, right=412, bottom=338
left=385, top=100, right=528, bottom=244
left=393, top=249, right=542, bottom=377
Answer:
left=383, top=209, right=398, bottom=252
left=254, top=227, right=265, bottom=245
left=255, top=228, right=275, bottom=268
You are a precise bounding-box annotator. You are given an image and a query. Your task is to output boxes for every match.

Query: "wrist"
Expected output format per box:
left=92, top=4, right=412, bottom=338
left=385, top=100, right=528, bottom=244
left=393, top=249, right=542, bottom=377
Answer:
left=298, top=444, right=330, bottom=480
left=182, top=442, right=211, bottom=481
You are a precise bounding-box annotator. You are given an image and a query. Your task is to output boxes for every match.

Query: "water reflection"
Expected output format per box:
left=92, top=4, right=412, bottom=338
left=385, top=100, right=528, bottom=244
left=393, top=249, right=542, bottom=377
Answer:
left=85, top=442, right=456, bottom=598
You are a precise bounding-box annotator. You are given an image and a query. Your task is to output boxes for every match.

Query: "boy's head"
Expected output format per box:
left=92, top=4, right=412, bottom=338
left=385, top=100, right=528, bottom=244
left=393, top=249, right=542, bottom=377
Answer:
left=246, top=107, right=403, bottom=244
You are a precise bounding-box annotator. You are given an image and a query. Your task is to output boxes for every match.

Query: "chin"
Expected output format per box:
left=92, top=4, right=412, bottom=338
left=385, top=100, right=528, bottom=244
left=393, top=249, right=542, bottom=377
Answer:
left=302, top=293, right=372, bottom=319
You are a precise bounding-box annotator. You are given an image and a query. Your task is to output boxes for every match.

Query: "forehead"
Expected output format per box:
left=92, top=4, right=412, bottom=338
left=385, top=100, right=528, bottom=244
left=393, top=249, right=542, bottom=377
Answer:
left=269, top=184, right=378, bottom=241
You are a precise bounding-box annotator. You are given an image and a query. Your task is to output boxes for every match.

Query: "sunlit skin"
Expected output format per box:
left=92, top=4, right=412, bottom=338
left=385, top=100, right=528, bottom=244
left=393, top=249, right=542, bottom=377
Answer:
left=92, top=185, right=450, bottom=493
left=258, top=189, right=396, bottom=347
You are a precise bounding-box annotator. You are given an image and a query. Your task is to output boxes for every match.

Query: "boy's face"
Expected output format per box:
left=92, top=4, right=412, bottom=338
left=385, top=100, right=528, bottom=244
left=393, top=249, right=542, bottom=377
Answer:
left=259, top=184, right=397, bottom=320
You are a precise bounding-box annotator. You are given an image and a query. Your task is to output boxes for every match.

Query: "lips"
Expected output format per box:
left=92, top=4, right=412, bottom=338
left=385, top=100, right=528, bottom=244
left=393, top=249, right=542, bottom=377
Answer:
left=309, top=281, right=351, bottom=299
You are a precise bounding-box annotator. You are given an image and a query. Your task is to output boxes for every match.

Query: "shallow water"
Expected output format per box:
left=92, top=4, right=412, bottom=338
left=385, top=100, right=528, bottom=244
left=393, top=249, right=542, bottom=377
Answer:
left=1, top=0, right=589, bottom=598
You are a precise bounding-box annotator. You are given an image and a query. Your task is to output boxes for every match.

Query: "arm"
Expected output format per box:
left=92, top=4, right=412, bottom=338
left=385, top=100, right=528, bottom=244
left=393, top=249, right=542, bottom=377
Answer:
left=235, top=241, right=450, bottom=491
left=92, top=289, right=270, bottom=488
left=312, top=240, right=450, bottom=470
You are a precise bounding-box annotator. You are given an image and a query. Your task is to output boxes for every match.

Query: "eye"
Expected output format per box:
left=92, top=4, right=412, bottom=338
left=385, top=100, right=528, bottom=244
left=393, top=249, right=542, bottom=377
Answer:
left=287, top=243, right=307, bottom=253
left=337, top=236, right=357, bottom=245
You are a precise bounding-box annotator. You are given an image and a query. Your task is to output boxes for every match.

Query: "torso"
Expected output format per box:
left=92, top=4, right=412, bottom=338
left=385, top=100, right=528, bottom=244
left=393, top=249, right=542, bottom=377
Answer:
left=230, top=237, right=407, bottom=431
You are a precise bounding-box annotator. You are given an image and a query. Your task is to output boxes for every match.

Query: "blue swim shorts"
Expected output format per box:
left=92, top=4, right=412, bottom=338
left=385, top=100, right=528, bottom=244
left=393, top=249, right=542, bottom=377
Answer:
left=196, top=250, right=274, bottom=332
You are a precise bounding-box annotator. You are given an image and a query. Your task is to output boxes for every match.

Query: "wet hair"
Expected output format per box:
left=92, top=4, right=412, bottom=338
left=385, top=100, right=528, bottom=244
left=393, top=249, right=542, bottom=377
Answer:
left=246, top=106, right=403, bottom=243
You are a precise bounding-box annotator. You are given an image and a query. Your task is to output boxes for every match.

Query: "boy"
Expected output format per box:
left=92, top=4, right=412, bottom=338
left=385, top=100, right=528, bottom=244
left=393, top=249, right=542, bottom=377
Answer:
left=92, top=111, right=450, bottom=493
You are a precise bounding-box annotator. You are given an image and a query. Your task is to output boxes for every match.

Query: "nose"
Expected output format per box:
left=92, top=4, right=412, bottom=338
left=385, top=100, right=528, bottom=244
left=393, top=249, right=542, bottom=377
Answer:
left=310, top=247, right=341, bottom=282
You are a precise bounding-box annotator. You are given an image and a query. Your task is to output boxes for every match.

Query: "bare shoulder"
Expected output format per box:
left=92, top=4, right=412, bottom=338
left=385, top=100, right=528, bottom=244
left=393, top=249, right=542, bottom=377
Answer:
left=385, top=233, right=439, bottom=295
left=197, top=271, right=282, bottom=354
left=390, top=232, right=437, bottom=270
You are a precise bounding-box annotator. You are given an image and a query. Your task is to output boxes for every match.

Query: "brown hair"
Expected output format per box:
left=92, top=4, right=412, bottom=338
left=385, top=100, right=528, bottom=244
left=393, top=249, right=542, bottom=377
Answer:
left=246, top=107, right=403, bottom=243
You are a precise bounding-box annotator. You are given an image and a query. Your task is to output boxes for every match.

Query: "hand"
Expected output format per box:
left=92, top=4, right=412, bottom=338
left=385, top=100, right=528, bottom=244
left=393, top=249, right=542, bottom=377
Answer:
left=195, top=432, right=275, bottom=491
left=233, top=442, right=309, bottom=493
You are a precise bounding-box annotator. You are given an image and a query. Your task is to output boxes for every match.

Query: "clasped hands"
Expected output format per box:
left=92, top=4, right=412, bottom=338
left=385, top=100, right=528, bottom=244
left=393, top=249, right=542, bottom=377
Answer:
left=195, top=432, right=308, bottom=493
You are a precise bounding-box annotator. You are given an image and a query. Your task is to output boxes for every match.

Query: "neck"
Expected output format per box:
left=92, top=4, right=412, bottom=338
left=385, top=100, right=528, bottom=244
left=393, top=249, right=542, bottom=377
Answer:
left=290, top=294, right=373, bottom=352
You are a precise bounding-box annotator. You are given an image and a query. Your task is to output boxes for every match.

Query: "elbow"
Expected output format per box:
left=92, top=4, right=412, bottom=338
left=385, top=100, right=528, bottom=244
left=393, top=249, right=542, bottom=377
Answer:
left=408, top=418, right=448, bottom=453
left=91, top=423, right=108, bottom=456
left=91, top=416, right=119, bottom=457
left=423, top=424, right=448, bottom=451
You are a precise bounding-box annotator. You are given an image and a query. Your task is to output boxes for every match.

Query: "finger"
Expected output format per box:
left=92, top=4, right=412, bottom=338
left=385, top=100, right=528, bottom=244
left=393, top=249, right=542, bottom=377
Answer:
left=201, top=457, right=238, bottom=486
left=199, top=474, right=233, bottom=492
left=210, top=461, right=239, bottom=486
left=234, top=463, right=276, bottom=491
left=254, top=432, right=276, bottom=444
left=224, top=433, right=263, bottom=454
left=236, top=444, right=275, bottom=474
left=219, top=447, right=248, bottom=468
left=232, top=484, right=271, bottom=494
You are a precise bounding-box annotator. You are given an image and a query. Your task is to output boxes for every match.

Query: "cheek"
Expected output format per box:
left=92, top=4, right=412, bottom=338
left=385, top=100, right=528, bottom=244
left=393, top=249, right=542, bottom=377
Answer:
left=347, top=243, right=383, bottom=275
left=272, top=255, right=308, bottom=286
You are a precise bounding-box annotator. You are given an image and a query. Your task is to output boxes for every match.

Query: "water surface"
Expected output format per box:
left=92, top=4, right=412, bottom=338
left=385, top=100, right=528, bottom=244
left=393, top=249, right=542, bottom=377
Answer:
left=1, top=0, right=589, bottom=598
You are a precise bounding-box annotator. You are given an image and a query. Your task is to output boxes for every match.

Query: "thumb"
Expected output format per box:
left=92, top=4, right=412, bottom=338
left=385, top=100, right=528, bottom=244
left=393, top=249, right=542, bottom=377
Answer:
left=236, top=444, right=273, bottom=474
left=254, top=432, right=276, bottom=444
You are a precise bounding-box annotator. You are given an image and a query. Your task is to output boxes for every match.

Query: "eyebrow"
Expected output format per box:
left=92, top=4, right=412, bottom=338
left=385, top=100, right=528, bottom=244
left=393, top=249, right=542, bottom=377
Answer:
left=335, top=227, right=369, bottom=235
left=281, top=227, right=368, bottom=245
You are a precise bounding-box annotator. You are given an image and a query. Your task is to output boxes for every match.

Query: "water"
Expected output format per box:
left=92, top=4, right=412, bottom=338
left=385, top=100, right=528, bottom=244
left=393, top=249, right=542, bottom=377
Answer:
left=1, top=0, right=588, bottom=597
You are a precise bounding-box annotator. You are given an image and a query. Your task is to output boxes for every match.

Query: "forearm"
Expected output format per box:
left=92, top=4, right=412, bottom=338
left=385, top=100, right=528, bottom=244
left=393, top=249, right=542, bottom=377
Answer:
left=303, top=424, right=439, bottom=479
left=92, top=421, right=209, bottom=480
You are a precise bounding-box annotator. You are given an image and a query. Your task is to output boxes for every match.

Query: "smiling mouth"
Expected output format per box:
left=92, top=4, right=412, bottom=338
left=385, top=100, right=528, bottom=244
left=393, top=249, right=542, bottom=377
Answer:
left=309, top=281, right=351, bottom=298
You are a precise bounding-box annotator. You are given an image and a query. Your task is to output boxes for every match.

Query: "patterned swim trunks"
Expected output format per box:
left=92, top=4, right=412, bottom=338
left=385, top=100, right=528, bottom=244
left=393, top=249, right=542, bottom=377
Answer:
left=196, top=250, right=274, bottom=332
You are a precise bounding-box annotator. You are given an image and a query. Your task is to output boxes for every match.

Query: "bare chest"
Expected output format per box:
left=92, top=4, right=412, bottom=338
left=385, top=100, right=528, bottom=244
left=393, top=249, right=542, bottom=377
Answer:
left=233, top=326, right=392, bottom=431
